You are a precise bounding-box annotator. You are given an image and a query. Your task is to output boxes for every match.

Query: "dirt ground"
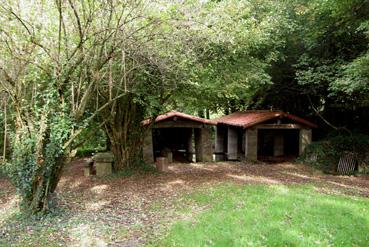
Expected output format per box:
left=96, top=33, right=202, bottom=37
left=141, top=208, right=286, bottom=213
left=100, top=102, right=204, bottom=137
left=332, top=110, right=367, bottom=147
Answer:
left=1, top=160, right=369, bottom=246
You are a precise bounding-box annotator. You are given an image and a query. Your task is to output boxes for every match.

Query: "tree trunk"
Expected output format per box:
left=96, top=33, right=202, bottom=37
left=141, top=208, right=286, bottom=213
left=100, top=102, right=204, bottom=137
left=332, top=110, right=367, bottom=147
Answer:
left=9, top=111, right=71, bottom=214
left=10, top=131, right=69, bottom=214
left=103, top=94, right=146, bottom=170
left=26, top=156, right=67, bottom=214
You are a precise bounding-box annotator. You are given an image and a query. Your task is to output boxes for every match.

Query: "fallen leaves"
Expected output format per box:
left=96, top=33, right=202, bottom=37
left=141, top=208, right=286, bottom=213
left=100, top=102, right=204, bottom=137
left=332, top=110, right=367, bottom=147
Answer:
left=1, top=159, right=369, bottom=246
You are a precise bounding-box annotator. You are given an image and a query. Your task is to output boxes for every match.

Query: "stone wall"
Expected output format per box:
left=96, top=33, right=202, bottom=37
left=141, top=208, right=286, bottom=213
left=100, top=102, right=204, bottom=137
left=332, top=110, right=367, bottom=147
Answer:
left=187, top=128, right=196, bottom=162
left=143, top=131, right=154, bottom=163
left=195, top=128, right=203, bottom=162
left=214, top=126, right=226, bottom=161
left=299, top=129, right=312, bottom=155
left=227, top=126, right=238, bottom=160
left=245, top=128, right=258, bottom=160
left=194, top=127, right=213, bottom=162
left=201, top=126, right=213, bottom=162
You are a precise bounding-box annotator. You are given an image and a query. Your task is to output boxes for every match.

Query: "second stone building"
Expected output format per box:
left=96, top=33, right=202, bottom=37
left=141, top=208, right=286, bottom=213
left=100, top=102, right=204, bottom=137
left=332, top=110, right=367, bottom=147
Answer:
left=214, top=111, right=317, bottom=161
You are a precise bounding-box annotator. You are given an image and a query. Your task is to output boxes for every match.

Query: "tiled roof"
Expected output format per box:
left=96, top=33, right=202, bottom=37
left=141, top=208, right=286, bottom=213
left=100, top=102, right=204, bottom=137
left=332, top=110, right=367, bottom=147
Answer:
left=216, top=111, right=317, bottom=129
left=143, top=110, right=217, bottom=126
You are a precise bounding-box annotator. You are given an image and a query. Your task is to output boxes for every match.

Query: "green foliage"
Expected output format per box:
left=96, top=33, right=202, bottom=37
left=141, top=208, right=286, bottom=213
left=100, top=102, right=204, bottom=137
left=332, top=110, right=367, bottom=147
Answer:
left=295, top=0, right=369, bottom=110
left=299, top=133, right=369, bottom=173
left=251, top=0, right=369, bottom=126
left=333, top=51, right=369, bottom=100
left=171, top=0, right=290, bottom=113
left=158, top=184, right=369, bottom=246
left=3, top=133, right=38, bottom=203
left=111, top=163, right=157, bottom=179
left=75, top=128, right=106, bottom=157
left=1, top=0, right=369, bottom=214
left=3, top=110, right=73, bottom=212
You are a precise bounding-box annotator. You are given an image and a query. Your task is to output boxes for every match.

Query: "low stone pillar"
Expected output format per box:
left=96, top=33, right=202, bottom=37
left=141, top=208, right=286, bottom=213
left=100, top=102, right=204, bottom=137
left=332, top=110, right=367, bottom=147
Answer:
left=94, top=152, right=114, bottom=177
left=162, top=148, right=173, bottom=163
left=167, top=151, right=173, bottom=163
left=83, top=159, right=94, bottom=177
left=83, top=166, right=92, bottom=177
left=156, top=157, right=169, bottom=172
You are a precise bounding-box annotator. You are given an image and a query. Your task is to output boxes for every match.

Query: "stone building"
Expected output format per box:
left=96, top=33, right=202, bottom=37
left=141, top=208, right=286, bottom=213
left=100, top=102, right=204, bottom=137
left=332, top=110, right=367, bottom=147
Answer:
left=142, top=111, right=216, bottom=163
left=214, top=111, right=317, bottom=161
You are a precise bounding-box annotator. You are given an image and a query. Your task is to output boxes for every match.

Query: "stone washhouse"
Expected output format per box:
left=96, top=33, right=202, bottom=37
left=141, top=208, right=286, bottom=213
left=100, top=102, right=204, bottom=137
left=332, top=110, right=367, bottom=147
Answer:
left=142, top=111, right=216, bottom=163
left=214, top=111, right=317, bottom=161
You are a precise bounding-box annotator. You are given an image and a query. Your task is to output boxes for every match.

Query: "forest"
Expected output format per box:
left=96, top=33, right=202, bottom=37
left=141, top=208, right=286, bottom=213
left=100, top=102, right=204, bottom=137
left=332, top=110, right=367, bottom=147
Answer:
left=0, top=1, right=369, bottom=244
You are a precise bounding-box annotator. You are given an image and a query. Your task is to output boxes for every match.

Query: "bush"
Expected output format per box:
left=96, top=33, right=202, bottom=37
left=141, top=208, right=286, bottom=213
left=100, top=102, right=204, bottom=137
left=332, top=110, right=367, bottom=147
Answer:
left=0, top=165, right=6, bottom=179
left=298, top=132, right=369, bottom=174
left=75, top=148, right=105, bottom=157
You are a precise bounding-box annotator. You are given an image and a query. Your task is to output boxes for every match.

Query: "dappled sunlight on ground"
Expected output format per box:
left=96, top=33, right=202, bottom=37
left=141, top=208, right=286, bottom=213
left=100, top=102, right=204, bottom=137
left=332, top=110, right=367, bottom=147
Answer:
left=0, top=195, right=19, bottom=225
left=161, top=179, right=188, bottom=192
left=327, top=180, right=360, bottom=189
left=1, top=159, right=369, bottom=246
left=69, top=223, right=108, bottom=247
left=85, top=200, right=111, bottom=212
left=227, top=174, right=282, bottom=184
left=283, top=171, right=317, bottom=180
left=90, top=184, right=110, bottom=194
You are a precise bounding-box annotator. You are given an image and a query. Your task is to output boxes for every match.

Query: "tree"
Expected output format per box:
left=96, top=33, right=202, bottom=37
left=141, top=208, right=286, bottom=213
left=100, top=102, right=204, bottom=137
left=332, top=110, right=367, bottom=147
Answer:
left=167, top=0, right=290, bottom=115
left=2, top=0, right=259, bottom=214
left=294, top=0, right=369, bottom=130
left=0, top=0, right=197, bottom=214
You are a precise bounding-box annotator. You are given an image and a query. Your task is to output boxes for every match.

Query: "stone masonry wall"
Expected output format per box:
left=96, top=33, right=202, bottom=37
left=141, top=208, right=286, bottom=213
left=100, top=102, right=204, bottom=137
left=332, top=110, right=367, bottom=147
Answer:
left=143, top=131, right=154, bottom=164
left=245, top=128, right=258, bottom=160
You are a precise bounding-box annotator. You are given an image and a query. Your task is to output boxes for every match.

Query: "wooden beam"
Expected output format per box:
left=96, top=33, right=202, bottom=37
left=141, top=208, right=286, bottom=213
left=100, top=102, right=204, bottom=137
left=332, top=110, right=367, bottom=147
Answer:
left=153, top=120, right=204, bottom=129
left=254, top=124, right=306, bottom=129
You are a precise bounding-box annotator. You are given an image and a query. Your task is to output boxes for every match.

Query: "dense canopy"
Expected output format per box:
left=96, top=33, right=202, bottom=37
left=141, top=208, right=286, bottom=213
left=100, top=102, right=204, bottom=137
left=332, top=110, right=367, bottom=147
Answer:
left=0, top=0, right=368, bottom=214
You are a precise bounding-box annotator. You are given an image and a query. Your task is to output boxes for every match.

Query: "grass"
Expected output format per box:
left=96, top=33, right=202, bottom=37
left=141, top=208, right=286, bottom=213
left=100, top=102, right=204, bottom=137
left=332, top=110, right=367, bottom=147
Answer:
left=157, top=184, right=369, bottom=247
left=2, top=176, right=369, bottom=246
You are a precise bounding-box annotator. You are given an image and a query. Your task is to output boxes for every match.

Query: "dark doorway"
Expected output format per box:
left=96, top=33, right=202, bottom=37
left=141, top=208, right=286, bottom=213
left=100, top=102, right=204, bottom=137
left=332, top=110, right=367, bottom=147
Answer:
left=257, top=129, right=300, bottom=162
left=283, top=129, right=299, bottom=156
left=152, top=128, right=193, bottom=162
left=258, top=129, right=274, bottom=157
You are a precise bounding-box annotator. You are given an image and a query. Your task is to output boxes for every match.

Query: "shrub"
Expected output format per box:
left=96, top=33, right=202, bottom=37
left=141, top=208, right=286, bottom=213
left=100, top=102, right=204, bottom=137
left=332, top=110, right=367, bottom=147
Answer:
left=298, top=132, right=369, bottom=174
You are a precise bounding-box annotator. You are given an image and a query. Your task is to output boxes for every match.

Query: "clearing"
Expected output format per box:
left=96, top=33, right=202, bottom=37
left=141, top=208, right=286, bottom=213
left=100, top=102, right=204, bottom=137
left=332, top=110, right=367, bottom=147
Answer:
left=1, top=160, right=369, bottom=246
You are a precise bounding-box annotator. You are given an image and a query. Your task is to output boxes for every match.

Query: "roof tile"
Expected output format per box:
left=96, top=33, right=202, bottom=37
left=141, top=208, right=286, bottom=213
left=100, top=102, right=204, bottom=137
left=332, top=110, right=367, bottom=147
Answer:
left=143, top=110, right=217, bottom=126
left=216, top=111, right=317, bottom=128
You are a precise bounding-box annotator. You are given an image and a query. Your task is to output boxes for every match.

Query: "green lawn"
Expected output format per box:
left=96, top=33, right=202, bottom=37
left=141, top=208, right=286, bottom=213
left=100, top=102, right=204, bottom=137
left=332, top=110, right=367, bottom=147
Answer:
left=157, top=184, right=369, bottom=247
